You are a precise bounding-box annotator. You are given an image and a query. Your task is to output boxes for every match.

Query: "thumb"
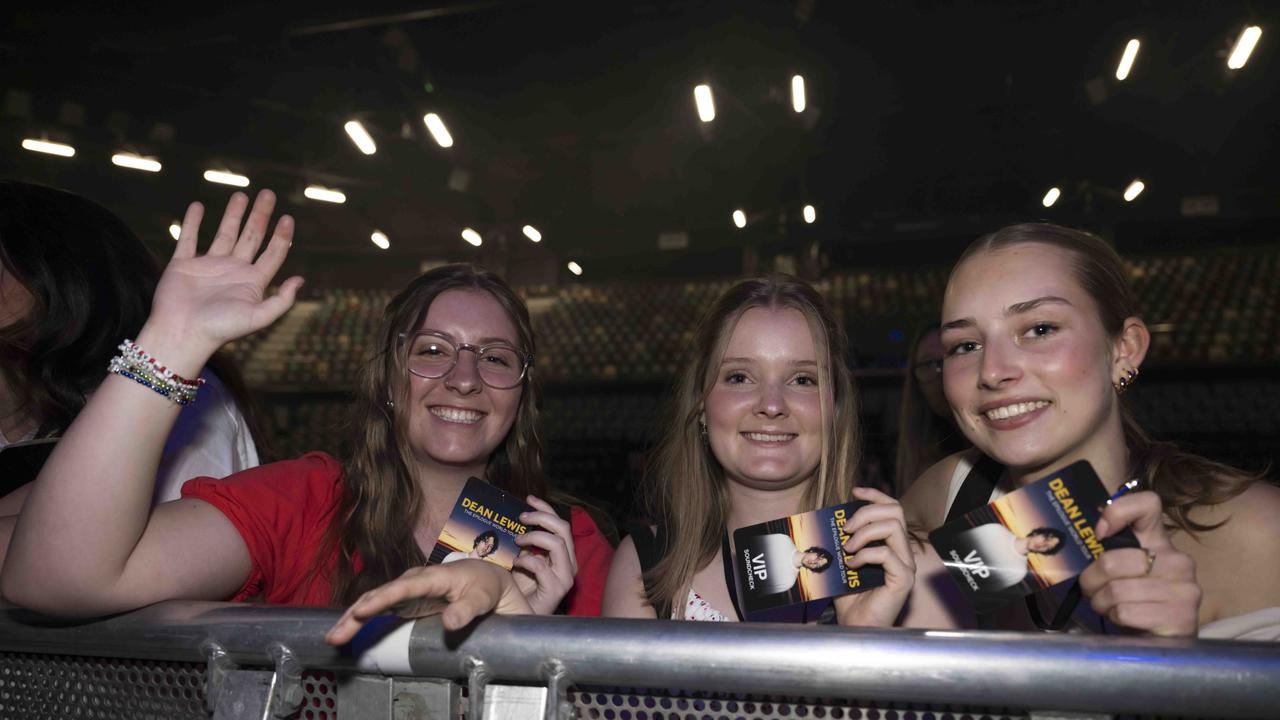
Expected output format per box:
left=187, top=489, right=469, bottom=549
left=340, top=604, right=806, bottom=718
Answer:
left=252, top=276, right=304, bottom=331
left=1096, top=491, right=1169, bottom=549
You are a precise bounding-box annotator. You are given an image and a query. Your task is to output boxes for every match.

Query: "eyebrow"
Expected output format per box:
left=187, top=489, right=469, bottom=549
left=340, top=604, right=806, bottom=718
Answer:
left=719, top=357, right=818, bottom=367
left=418, top=329, right=518, bottom=346
left=941, top=296, right=1073, bottom=332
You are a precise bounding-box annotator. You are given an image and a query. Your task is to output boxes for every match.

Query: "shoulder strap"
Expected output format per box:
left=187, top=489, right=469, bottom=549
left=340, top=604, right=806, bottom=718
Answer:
left=944, top=454, right=1004, bottom=523
left=628, top=523, right=672, bottom=619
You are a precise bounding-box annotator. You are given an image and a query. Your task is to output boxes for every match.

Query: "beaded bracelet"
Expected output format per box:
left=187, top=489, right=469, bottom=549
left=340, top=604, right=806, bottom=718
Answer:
left=106, top=339, right=204, bottom=406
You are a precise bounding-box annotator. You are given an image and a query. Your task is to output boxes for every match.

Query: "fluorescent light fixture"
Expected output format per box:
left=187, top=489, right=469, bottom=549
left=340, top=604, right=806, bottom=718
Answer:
left=1228, top=26, right=1262, bottom=69
left=111, top=152, right=161, bottom=172
left=732, top=209, right=747, bottom=228
left=1123, top=179, right=1145, bottom=202
left=792, top=75, right=806, bottom=113
left=344, top=120, right=377, bottom=155
left=1042, top=187, right=1062, bottom=208
left=168, top=222, right=181, bottom=240
left=21, top=138, right=75, bottom=157
left=802, top=204, right=816, bottom=224
left=371, top=230, right=390, bottom=250
left=423, top=113, right=454, bottom=148
left=567, top=261, right=583, bottom=276
left=1115, top=39, right=1140, bottom=80
left=522, top=225, right=542, bottom=243
left=694, top=84, right=716, bottom=122
left=304, top=185, right=346, bottom=204
left=204, top=170, right=250, bottom=187
left=461, top=227, right=483, bottom=247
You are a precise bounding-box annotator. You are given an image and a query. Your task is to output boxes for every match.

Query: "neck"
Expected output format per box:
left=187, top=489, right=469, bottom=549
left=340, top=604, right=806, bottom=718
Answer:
left=725, top=479, right=811, bottom=533
left=414, top=460, right=485, bottom=534
left=1010, top=406, right=1130, bottom=494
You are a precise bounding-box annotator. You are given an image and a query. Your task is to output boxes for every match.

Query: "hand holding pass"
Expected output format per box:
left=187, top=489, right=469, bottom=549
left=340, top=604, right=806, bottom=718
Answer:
left=148, top=190, right=303, bottom=362
left=832, top=487, right=917, bottom=627
left=1080, top=491, right=1200, bottom=637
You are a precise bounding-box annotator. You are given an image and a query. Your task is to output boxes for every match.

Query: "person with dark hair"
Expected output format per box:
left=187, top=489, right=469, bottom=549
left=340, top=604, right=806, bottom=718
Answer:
left=1, top=191, right=614, bottom=637
left=601, top=274, right=935, bottom=625
left=444, top=531, right=500, bottom=563
left=0, top=181, right=264, bottom=522
left=902, top=222, right=1280, bottom=639
left=894, top=324, right=968, bottom=496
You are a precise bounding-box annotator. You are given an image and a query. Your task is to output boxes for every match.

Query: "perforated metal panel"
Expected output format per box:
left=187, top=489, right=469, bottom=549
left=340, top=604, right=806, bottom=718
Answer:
left=0, top=651, right=206, bottom=719
left=299, top=670, right=339, bottom=720
left=569, top=688, right=1027, bottom=720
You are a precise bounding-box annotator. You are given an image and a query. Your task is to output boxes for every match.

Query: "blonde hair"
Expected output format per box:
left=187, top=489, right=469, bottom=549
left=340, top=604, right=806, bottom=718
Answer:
left=642, top=274, right=861, bottom=612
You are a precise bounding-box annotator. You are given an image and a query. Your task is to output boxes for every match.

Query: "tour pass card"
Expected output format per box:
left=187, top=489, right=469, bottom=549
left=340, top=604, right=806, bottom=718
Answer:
left=732, top=501, right=885, bottom=615
left=929, top=460, right=1139, bottom=612
left=427, top=477, right=532, bottom=569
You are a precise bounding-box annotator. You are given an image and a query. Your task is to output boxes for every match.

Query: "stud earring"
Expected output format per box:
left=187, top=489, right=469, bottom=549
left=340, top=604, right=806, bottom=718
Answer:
left=1113, top=366, right=1139, bottom=395
left=385, top=399, right=395, bottom=409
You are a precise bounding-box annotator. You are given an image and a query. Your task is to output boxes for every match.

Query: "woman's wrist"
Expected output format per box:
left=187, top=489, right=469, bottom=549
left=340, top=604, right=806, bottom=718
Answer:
left=133, top=321, right=219, bottom=380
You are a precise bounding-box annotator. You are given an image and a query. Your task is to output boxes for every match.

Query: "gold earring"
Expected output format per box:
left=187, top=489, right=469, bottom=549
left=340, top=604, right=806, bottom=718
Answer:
left=1113, top=367, right=1139, bottom=395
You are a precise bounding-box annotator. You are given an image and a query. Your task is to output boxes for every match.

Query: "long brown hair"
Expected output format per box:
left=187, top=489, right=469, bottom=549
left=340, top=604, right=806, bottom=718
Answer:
left=324, top=264, right=546, bottom=604
left=956, top=223, right=1264, bottom=533
left=642, top=274, right=861, bottom=613
left=894, top=323, right=967, bottom=496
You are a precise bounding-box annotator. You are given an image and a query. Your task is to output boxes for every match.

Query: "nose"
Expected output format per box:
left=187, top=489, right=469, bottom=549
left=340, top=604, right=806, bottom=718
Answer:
left=753, top=380, right=789, bottom=419
left=978, top=335, right=1021, bottom=390
left=443, top=347, right=483, bottom=395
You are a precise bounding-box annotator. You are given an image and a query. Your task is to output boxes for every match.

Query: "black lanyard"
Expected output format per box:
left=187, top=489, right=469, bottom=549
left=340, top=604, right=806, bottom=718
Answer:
left=720, top=533, right=746, bottom=622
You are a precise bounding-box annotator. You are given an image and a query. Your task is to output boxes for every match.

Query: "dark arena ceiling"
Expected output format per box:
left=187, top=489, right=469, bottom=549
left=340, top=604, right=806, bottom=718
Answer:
left=3, top=1, right=1279, bottom=282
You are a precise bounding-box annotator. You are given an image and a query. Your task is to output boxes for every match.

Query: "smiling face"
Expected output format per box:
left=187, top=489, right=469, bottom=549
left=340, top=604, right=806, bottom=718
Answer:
left=703, top=307, right=828, bottom=493
left=403, top=289, right=523, bottom=477
left=940, top=243, right=1125, bottom=476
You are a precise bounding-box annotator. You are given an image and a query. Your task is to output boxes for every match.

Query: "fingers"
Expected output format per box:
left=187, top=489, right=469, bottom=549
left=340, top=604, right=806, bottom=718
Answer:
left=522, top=496, right=577, bottom=575
left=207, top=192, right=250, bottom=257
left=174, top=202, right=203, bottom=260
left=232, top=190, right=278, bottom=262
left=1096, top=491, right=1170, bottom=550
left=1079, top=543, right=1201, bottom=637
left=253, top=213, right=295, bottom=280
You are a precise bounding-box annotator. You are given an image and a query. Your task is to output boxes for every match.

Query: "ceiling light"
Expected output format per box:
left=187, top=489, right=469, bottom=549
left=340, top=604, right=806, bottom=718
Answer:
left=802, top=204, right=816, bottom=223
left=21, top=138, right=75, bottom=157
left=204, top=170, right=250, bottom=187
left=344, top=120, right=377, bottom=155
left=1115, top=39, right=1140, bottom=81
left=1227, top=26, right=1262, bottom=69
left=304, top=185, right=346, bottom=203
left=168, top=222, right=181, bottom=240
left=423, top=113, right=454, bottom=148
left=1042, top=187, right=1062, bottom=208
left=111, top=152, right=161, bottom=172
left=371, top=230, right=390, bottom=250
left=1123, top=179, right=1145, bottom=202
left=732, top=209, right=747, bottom=228
left=522, top=225, right=542, bottom=243
left=461, top=227, right=482, bottom=247
left=694, top=84, right=716, bottom=123
left=567, top=261, right=583, bottom=276
left=792, top=75, right=806, bottom=113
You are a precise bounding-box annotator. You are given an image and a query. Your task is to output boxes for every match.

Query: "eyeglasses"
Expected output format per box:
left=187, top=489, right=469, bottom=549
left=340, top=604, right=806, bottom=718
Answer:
left=399, top=332, right=532, bottom=390
left=912, top=358, right=943, bottom=384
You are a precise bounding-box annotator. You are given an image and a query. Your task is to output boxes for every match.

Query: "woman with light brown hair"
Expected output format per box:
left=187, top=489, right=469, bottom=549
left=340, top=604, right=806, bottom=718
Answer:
left=601, top=274, right=929, bottom=625
left=903, top=222, right=1280, bottom=639
left=894, top=323, right=968, bottom=496
left=2, top=190, right=613, bottom=630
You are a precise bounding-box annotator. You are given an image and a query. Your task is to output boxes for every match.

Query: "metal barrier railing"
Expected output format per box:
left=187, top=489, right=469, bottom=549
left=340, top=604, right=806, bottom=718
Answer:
left=1, top=602, right=1276, bottom=720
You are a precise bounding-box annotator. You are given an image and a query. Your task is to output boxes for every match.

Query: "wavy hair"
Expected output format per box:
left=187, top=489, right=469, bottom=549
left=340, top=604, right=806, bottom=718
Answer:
left=325, top=264, right=545, bottom=605
left=956, top=223, right=1265, bottom=533
left=641, top=274, right=861, bottom=613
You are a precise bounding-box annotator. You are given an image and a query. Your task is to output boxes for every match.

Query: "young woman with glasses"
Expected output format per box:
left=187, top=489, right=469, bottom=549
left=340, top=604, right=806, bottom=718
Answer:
left=3, top=191, right=614, bottom=633
left=893, top=323, right=968, bottom=496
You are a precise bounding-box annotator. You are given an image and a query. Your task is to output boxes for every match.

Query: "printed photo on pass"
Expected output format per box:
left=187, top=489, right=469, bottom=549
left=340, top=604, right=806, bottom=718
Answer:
left=732, top=501, right=884, bottom=615
left=427, top=477, right=533, bottom=570
left=929, top=460, right=1138, bottom=611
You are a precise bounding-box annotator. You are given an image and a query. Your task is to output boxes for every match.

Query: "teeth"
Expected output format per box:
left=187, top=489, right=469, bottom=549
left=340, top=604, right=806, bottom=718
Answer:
left=984, top=401, right=1050, bottom=421
left=431, top=407, right=484, bottom=424
left=744, top=432, right=796, bottom=442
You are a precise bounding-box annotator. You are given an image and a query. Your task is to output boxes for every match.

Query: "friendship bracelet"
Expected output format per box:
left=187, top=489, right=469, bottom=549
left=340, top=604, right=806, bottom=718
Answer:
left=106, top=357, right=199, bottom=403
left=107, top=362, right=198, bottom=406
left=107, top=340, right=204, bottom=406
left=118, top=339, right=206, bottom=389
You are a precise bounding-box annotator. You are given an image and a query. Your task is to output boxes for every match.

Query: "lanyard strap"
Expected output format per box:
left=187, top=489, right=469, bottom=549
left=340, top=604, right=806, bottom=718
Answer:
left=720, top=533, right=746, bottom=622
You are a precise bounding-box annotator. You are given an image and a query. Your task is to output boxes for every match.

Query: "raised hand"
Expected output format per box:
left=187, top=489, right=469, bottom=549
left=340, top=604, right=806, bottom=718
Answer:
left=324, top=560, right=533, bottom=645
left=832, top=486, right=917, bottom=627
left=148, top=190, right=303, bottom=361
left=511, top=495, right=579, bottom=614
left=1080, top=491, right=1200, bottom=637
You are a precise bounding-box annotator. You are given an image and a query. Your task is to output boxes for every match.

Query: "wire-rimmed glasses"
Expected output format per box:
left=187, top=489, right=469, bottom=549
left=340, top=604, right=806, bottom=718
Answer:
left=398, top=332, right=532, bottom=390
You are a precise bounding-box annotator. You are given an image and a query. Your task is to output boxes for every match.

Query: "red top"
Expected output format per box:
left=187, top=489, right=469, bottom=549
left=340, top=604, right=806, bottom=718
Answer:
left=182, top=452, right=614, bottom=615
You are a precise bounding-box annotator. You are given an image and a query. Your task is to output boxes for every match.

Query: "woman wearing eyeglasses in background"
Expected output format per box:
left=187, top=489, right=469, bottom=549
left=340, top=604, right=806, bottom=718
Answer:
left=893, top=324, right=968, bottom=497
left=2, top=191, right=613, bottom=633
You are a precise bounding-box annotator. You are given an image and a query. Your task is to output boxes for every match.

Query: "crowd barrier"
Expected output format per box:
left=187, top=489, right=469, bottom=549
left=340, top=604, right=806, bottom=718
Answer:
left=1, top=602, right=1276, bottom=719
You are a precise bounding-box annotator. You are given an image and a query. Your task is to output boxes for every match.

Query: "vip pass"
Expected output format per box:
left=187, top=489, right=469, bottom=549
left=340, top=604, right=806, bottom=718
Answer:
left=107, top=339, right=205, bottom=406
